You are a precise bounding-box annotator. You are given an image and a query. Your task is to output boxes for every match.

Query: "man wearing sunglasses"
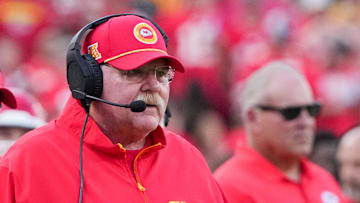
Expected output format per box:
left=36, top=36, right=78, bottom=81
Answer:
left=215, top=61, right=345, bottom=202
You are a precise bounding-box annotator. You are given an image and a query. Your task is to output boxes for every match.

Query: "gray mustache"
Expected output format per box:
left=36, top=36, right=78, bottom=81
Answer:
left=136, top=93, right=166, bottom=112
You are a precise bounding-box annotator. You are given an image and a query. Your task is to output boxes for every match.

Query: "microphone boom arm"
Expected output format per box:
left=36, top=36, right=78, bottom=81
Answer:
left=71, top=90, right=146, bottom=112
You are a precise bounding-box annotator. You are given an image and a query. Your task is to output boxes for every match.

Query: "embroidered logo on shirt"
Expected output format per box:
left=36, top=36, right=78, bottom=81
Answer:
left=87, top=42, right=102, bottom=60
left=321, top=191, right=339, bottom=203
left=133, top=22, right=158, bottom=44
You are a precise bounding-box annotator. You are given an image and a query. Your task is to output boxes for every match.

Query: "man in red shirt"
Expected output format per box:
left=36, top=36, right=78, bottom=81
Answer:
left=0, top=14, right=227, bottom=203
left=214, top=60, right=345, bottom=203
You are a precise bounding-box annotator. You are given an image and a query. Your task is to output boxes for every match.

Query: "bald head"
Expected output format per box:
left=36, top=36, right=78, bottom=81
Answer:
left=339, top=127, right=360, bottom=151
left=337, top=126, right=360, bottom=201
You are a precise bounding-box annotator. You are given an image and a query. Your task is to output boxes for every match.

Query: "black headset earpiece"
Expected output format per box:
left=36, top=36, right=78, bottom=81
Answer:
left=66, top=13, right=168, bottom=105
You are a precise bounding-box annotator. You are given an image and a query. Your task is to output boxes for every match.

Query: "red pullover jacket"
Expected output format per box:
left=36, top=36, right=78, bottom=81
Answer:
left=0, top=98, right=227, bottom=203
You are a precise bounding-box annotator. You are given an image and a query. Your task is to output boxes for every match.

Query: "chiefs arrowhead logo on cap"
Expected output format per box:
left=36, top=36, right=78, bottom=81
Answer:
left=87, top=42, right=102, bottom=60
left=133, top=22, right=157, bottom=44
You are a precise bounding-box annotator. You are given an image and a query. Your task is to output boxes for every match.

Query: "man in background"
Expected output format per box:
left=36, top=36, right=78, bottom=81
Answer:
left=0, top=88, right=46, bottom=155
left=0, top=72, right=16, bottom=110
left=337, top=126, right=360, bottom=202
left=0, top=71, right=17, bottom=155
left=214, top=61, right=345, bottom=202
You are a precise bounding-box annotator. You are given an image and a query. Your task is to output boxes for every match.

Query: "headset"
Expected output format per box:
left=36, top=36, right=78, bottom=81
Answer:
left=66, top=14, right=169, bottom=203
left=66, top=13, right=169, bottom=110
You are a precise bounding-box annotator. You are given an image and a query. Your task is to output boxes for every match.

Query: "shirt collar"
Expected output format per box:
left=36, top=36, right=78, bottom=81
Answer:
left=235, top=142, right=307, bottom=182
left=57, top=97, right=166, bottom=156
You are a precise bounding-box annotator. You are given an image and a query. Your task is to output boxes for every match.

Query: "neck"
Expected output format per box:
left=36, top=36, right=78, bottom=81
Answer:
left=248, top=138, right=302, bottom=182
left=270, top=156, right=302, bottom=182
left=123, top=138, right=147, bottom=150
left=89, top=107, right=151, bottom=150
left=99, top=122, right=149, bottom=150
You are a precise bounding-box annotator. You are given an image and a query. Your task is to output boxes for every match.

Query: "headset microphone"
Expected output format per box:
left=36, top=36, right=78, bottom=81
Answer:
left=72, top=90, right=147, bottom=112
left=128, top=100, right=147, bottom=112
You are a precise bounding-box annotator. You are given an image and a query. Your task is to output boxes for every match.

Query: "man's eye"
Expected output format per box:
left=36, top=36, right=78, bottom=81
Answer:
left=156, top=70, right=168, bottom=77
left=127, top=69, right=142, bottom=77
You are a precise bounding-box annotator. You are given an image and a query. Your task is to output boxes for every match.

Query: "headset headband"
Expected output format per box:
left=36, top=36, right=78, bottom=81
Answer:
left=68, top=13, right=168, bottom=55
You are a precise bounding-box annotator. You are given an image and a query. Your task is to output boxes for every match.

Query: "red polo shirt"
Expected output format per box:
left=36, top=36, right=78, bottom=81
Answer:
left=214, top=142, right=346, bottom=203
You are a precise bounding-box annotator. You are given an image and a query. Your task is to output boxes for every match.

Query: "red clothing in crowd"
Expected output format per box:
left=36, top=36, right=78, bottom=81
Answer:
left=0, top=97, right=227, bottom=203
left=214, top=143, right=346, bottom=203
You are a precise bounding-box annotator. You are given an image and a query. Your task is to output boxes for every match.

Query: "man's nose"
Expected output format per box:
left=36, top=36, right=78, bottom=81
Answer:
left=141, top=71, right=161, bottom=91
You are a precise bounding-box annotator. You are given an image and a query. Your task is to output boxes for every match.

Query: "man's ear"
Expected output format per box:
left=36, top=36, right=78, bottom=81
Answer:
left=245, top=108, right=263, bottom=136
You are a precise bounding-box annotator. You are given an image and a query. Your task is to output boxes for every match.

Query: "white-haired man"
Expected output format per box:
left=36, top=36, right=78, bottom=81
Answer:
left=215, top=61, right=345, bottom=202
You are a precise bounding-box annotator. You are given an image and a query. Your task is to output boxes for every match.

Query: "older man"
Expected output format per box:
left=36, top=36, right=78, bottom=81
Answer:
left=214, top=61, right=345, bottom=202
left=337, top=126, right=360, bottom=203
left=0, top=14, right=227, bottom=203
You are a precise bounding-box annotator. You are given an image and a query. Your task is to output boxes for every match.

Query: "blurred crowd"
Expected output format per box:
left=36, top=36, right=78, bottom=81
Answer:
left=1, top=0, right=360, bottom=177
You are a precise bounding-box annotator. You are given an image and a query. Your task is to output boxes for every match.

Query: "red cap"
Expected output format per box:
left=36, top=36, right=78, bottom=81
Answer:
left=83, top=15, right=184, bottom=72
left=0, top=88, right=46, bottom=129
left=0, top=73, right=16, bottom=109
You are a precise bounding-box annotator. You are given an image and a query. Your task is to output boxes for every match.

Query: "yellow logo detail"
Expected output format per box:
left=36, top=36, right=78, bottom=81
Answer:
left=169, top=201, right=186, bottom=203
left=133, top=23, right=158, bottom=44
left=87, top=42, right=101, bottom=60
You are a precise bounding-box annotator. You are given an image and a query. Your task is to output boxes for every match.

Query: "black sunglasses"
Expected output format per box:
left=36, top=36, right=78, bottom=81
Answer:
left=256, top=102, right=321, bottom=121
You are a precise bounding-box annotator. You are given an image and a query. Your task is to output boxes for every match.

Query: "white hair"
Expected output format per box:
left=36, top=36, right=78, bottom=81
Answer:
left=240, top=60, right=310, bottom=122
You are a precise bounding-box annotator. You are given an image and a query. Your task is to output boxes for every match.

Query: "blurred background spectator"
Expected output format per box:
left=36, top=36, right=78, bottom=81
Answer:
left=214, top=59, right=345, bottom=203
left=2, top=0, right=360, bottom=172
left=0, top=88, right=46, bottom=155
left=336, top=126, right=360, bottom=203
left=310, top=130, right=340, bottom=179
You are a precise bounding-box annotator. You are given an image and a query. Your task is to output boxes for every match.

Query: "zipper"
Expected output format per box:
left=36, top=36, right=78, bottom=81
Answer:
left=117, top=143, right=126, bottom=152
left=133, top=142, right=162, bottom=203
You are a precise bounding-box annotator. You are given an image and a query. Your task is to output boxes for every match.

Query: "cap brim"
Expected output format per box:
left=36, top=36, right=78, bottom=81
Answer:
left=0, top=88, right=17, bottom=108
left=107, top=51, right=185, bottom=73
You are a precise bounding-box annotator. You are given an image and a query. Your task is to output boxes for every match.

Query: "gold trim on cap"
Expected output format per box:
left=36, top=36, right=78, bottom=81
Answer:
left=104, top=48, right=168, bottom=63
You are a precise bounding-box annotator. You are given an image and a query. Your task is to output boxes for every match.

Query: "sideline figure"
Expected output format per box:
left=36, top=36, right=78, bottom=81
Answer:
left=214, top=61, right=345, bottom=202
left=0, top=72, right=17, bottom=155
left=0, top=14, right=227, bottom=203
left=0, top=88, right=46, bottom=155
left=0, top=72, right=16, bottom=110
left=337, top=126, right=360, bottom=203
